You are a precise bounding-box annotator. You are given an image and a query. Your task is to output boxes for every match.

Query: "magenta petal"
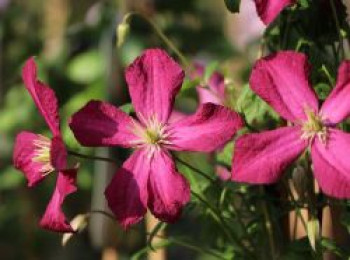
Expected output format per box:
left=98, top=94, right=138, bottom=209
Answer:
left=105, top=149, right=150, bottom=229
left=250, top=51, right=319, bottom=122
left=232, top=126, right=307, bottom=184
left=311, top=129, right=350, bottom=198
left=320, top=61, right=350, bottom=124
left=69, top=100, right=137, bottom=148
left=168, top=110, right=187, bottom=124
left=216, top=165, right=231, bottom=181
left=148, top=150, right=190, bottom=222
left=169, top=103, right=244, bottom=152
left=254, top=0, right=296, bottom=25
left=50, top=136, right=67, bottom=170
left=22, top=58, right=60, bottom=135
left=39, top=168, right=77, bottom=232
left=126, top=49, right=185, bottom=123
left=196, top=87, right=224, bottom=105
left=193, top=64, right=225, bottom=105
left=13, top=131, right=47, bottom=187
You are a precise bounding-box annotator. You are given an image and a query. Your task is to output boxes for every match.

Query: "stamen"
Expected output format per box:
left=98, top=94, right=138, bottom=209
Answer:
left=301, top=109, right=328, bottom=144
left=130, top=115, right=172, bottom=153
left=32, top=135, right=54, bottom=176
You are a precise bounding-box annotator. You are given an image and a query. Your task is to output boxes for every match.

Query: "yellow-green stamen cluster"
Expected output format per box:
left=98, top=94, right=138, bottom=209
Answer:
left=301, top=109, right=328, bottom=143
left=132, top=115, right=171, bottom=154
left=32, top=135, right=54, bottom=176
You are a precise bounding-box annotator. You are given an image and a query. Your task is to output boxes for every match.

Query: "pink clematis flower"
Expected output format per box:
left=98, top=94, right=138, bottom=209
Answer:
left=13, top=58, right=78, bottom=232
left=69, top=49, right=244, bottom=228
left=232, top=51, right=350, bottom=199
left=193, top=64, right=226, bottom=106
left=253, top=0, right=296, bottom=25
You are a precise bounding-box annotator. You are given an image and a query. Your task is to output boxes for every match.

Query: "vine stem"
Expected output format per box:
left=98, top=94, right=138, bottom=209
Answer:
left=173, top=155, right=216, bottom=183
left=191, top=190, right=255, bottom=259
left=122, top=12, right=190, bottom=69
left=68, top=150, right=117, bottom=165
left=89, top=210, right=228, bottom=260
left=259, top=187, right=276, bottom=260
left=330, top=0, right=344, bottom=61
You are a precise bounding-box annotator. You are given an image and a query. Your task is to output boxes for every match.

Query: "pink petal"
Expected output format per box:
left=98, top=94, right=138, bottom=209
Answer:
left=193, top=64, right=225, bottom=105
left=50, top=136, right=67, bottom=170
left=250, top=51, right=319, bottom=122
left=320, top=61, right=350, bottom=124
left=69, top=100, right=137, bottom=148
left=311, top=129, right=350, bottom=198
left=196, top=87, right=224, bottom=105
left=232, top=126, right=307, bottom=184
left=39, top=168, right=78, bottom=232
left=22, top=58, right=60, bottom=135
left=13, top=131, right=47, bottom=187
left=168, top=103, right=244, bottom=152
left=126, top=49, right=184, bottom=123
left=148, top=150, right=190, bottom=222
left=254, top=0, right=296, bottom=25
left=216, top=165, right=231, bottom=181
left=104, top=149, right=150, bottom=229
left=168, top=110, right=187, bottom=124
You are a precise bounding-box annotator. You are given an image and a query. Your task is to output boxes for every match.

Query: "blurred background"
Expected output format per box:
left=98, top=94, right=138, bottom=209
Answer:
left=2, top=0, right=350, bottom=260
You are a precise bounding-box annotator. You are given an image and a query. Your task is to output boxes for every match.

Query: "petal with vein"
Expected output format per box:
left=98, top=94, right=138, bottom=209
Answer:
left=69, top=100, right=137, bottom=148
left=13, top=131, right=48, bottom=187
left=105, top=149, right=150, bottom=229
left=249, top=51, right=318, bottom=122
left=320, top=61, right=350, bottom=124
left=22, top=58, right=60, bottom=135
left=39, top=168, right=78, bottom=232
left=126, top=48, right=184, bottom=123
left=169, top=103, right=244, bottom=152
left=254, top=0, right=296, bottom=25
left=311, top=129, right=350, bottom=198
left=232, top=126, right=307, bottom=184
left=148, top=150, right=190, bottom=222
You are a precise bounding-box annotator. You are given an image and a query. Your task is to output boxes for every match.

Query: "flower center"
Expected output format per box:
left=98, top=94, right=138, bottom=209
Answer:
left=132, top=115, right=170, bottom=150
left=301, top=109, right=328, bottom=143
left=32, top=135, right=54, bottom=176
left=145, top=128, right=162, bottom=144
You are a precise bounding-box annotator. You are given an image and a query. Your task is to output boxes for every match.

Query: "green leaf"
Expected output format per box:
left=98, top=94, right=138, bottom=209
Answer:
left=224, top=0, right=241, bottom=13
left=119, top=103, right=134, bottom=114
left=67, top=51, right=105, bottom=84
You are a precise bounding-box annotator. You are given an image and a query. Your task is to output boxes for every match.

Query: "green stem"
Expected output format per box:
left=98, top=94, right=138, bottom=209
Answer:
left=90, top=209, right=116, bottom=221
left=330, top=0, right=344, bottom=61
left=169, top=237, right=228, bottom=260
left=68, top=150, right=117, bottom=165
left=283, top=179, right=308, bottom=233
left=191, top=191, right=254, bottom=259
left=259, top=187, right=277, bottom=260
left=123, top=12, right=190, bottom=69
left=174, top=155, right=216, bottom=183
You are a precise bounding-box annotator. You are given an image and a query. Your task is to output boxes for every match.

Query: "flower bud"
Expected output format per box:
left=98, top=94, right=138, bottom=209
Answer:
left=62, top=214, right=90, bottom=247
left=116, top=22, right=130, bottom=48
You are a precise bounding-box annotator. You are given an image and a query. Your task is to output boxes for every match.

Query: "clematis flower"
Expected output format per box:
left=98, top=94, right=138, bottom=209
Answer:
left=69, top=49, right=244, bottom=228
left=253, top=0, right=296, bottom=25
left=13, top=58, right=77, bottom=232
left=232, top=51, right=350, bottom=199
left=193, top=64, right=226, bottom=106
